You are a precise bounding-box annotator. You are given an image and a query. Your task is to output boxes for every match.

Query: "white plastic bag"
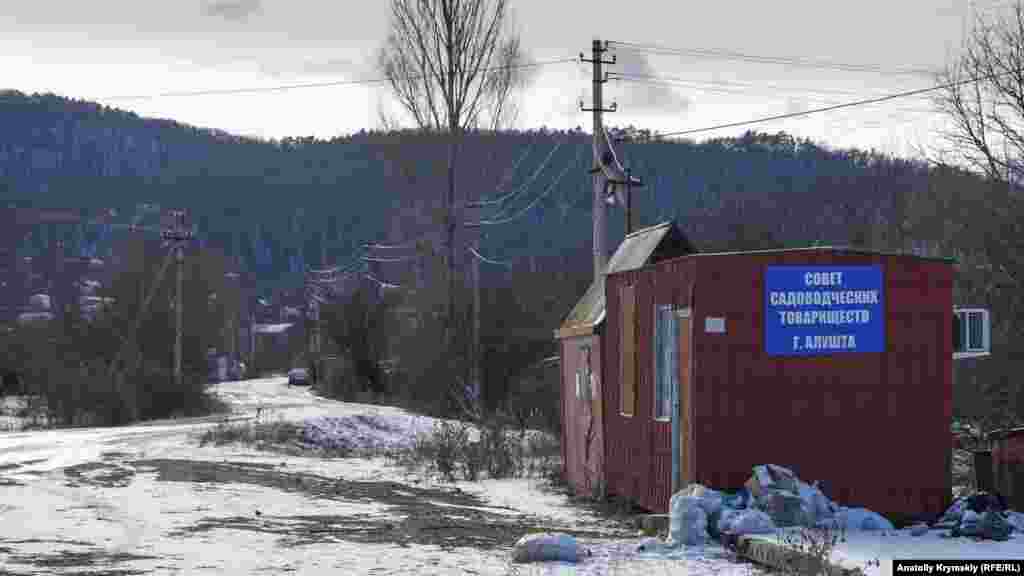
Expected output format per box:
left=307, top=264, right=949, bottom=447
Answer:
left=669, top=495, right=708, bottom=546
left=728, top=509, right=776, bottom=535
left=512, top=533, right=584, bottom=563
left=796, top=481, right=833, bottom=525
left=834, top=507, right=894, bottom=531
left=1005, top=511, right=1024, bottom=533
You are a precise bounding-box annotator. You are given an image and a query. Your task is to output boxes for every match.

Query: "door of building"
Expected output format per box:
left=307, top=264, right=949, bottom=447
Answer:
left=676, top=309, right=694, bottom=486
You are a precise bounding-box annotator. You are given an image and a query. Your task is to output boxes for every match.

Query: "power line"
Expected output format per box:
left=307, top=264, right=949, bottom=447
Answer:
left=361, top=254, right=418, bottom=263
left=481, top=139, right=566, bottom=217
left=466, top=145, right=582, bottom=227
left=467, top=245, right=512, bottom=267
left=97, top=57, right=576, bottom=101
left=363, top=271, right=401, bottom=289
left=465, top=140, right=541, bottom=207
left=608, top=72, right=937, bottom=114
left=650, top=70, right=1005, bottom=139
left=607, top=40, right=940, bottom=78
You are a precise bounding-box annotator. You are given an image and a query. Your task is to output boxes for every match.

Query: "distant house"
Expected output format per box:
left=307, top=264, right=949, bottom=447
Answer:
left=252, top=322, right=302, bottom=373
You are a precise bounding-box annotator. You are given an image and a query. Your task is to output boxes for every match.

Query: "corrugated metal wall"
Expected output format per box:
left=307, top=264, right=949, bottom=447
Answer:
left=560, top=334, right=604, bottom=496
left=603, top=251, right=953, bottom=520
left=605, top=258, right=697, bottom=513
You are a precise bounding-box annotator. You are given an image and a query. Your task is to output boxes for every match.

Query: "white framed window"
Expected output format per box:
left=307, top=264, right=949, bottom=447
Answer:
left=653, top=305, right=678, bottom=421
left=954, top=308, right=991, bottom=359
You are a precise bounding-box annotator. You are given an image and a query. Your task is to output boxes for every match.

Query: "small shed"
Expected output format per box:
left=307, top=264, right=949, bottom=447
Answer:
left=554, top=221, right=695, bottom=496
left=602, top=246, right=954, bottom=522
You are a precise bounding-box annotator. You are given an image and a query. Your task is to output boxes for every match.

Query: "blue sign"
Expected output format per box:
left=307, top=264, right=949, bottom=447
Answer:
left=764, top=265, right=885, bottom=356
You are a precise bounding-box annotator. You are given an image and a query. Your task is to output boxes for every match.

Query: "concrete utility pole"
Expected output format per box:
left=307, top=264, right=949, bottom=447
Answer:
left=581, top=39, right=617, bottom=283
left=161, top=209, right=192, bottom=390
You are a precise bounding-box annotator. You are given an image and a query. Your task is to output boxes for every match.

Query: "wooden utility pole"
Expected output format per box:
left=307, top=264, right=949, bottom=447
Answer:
left=581, top=39, right=617, bottom=283
left=161, top=209, right=193, bottom=390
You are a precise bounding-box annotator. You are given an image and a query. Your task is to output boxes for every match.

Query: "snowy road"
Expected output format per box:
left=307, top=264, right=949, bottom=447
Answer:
left=0, top=378, right=762, bottom=575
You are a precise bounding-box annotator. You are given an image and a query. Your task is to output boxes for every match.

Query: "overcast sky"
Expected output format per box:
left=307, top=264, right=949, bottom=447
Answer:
left=0, top=0, right=1004, bottom=157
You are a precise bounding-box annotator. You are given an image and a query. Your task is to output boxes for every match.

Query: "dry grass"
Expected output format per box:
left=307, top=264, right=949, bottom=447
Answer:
left=197, top=420, right=353, bottom=457
left=392, top=417, right=562, bottom=483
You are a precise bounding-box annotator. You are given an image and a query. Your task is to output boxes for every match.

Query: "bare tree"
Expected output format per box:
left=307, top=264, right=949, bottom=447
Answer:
left=930, top=7, right=1024, bottom=429
left=377, top=0, right=529, bottom=413
left=934, top=1, right=1024, bottom=183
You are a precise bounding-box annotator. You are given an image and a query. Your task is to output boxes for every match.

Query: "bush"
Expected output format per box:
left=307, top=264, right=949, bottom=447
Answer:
left=198, top=420, right=331, bottom=454
left=398, top=414, right=560, bottom=482
left=776, top=520, right=846, bottom=576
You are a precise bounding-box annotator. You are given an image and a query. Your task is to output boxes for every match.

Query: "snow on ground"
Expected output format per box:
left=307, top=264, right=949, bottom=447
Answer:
left=0, top=377, right=770, bottom=575
left=744, top=526, right=1024, bottom=576
left=459, top=478, right=609, bottom=529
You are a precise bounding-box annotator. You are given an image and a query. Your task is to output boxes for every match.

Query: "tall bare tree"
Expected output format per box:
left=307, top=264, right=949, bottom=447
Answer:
left=934, top=1, right=1024, bottom=183
left=377, top=0, right=529, bottom=412
left=932, top=2, right=1024, bottom=430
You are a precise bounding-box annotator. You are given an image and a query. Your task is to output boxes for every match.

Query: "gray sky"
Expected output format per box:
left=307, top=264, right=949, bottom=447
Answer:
left=0, top=0, right=997, bottom=157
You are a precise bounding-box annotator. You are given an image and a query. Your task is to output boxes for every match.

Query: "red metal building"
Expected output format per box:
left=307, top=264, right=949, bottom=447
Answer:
left=597, top=246, right=954, bottom=522
left=555, top=222, right=694, bottom=496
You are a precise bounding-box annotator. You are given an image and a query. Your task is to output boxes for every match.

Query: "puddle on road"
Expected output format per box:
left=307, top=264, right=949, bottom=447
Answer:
left=0, top=538, right=155, bottom=575
left=137, top=458, right=617, bottom=550
left=62, top=461, right=136, bottom=488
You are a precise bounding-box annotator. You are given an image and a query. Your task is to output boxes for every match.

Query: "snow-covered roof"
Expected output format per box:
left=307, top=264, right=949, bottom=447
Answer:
left=253, top=322, right=294, bottom=334
left=17, top=312, right=53, bottom=324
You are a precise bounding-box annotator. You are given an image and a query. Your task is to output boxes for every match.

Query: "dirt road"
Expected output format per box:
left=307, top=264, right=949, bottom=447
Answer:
left=0, top=379, right=630, bottom=575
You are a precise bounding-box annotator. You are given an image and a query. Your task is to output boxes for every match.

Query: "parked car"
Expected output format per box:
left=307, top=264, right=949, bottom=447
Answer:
left=287, top=368, right=309, bottom=386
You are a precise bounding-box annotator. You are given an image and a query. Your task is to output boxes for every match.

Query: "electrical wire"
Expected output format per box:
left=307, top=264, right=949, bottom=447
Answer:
left=466, top=144, right=582, bottom=227
left=607, top=40, right=940, bottom=78
left=97, top=57, right=577, bottom=101
left=608, top=72, right=937, bottom=114
left=482, top=139, right=565, bottom=218
left=648, top=69, right=1012, bottom=139
left=361, top=254, right=418, bottom=263
left=465, top=141, right=540, bottom=207
left=467, top=245, right=512, bottom=267
left=363, top=271, right=401, bottom=289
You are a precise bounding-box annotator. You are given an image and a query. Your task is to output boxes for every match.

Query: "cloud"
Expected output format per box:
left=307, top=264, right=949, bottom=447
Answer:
left=611, top=50, right=690, bottom=114
left=201, top=0, right=263, bottom=22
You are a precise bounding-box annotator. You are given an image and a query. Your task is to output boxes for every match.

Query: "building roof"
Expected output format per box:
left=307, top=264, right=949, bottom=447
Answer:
left=651, top=245, right=956, bottom=265
left=987, top=426, right=1024, bottom=441
left=253, top=322, right=294, bottom=335
left=556, top=221, right=695, bottom=339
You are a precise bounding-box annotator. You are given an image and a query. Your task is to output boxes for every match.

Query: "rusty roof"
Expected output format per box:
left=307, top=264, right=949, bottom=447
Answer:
left=556, top=221, right=692, bottom=339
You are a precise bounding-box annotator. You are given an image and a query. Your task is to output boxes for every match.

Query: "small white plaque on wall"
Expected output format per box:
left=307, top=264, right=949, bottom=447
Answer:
left=705, top=317, right=726, bottom=334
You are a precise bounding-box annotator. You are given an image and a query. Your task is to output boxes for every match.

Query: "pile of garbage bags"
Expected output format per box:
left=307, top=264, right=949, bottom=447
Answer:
left=664, top=464, right=895, bottom=548
left=933, top=491, right=1024, bottom=542
left=658, top=465, right=1024, bottom=549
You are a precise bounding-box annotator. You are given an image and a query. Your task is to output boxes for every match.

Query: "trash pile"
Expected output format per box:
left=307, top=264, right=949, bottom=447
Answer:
left=654, top=464, right=898, bottom=550
left=648, top=465, right=1024, bottom=551
left=932, top=491, right=1024, bottom=542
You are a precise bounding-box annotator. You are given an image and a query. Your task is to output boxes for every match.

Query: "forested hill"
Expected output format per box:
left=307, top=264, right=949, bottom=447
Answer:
left=0, top=89, right=977, bottom=293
